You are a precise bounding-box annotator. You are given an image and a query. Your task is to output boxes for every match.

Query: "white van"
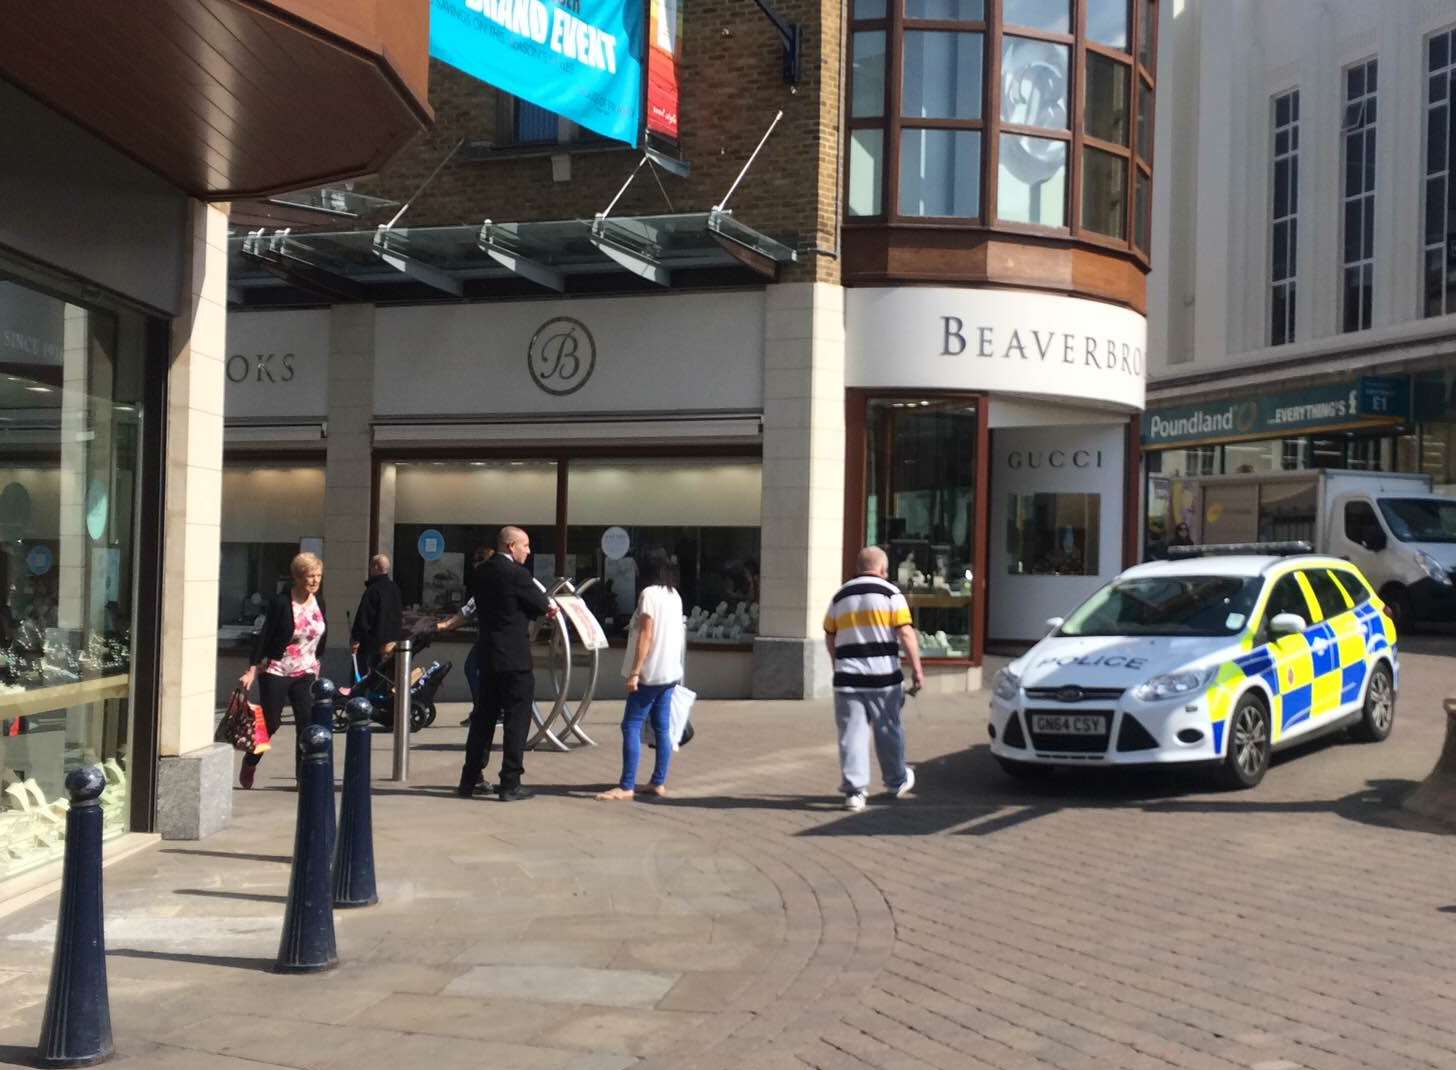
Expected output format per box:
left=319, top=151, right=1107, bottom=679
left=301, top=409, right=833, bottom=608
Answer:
left=1151, top=470, right=1456, bottom=624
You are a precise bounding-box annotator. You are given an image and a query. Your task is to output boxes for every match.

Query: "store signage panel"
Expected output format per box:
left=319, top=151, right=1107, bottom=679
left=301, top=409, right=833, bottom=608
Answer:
left=844, top=288, right=1148, bottom=412
left=374, top=291, right=764, bottom=417
left=646, top=0, right=681, bottom=140
left=430, top=0, right=645, bottom=145
left=1143, top=375, right=1409, bottom=448
left=223, top=310, right=330, bottom=420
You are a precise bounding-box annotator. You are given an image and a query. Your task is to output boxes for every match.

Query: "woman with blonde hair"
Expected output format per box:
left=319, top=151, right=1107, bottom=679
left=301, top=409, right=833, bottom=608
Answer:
left=237, top=551, right=328, bottom=789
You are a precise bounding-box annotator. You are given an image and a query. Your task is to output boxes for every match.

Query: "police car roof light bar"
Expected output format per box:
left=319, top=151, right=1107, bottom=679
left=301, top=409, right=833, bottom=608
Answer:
left=1166, top=541, right=1314, bottom=559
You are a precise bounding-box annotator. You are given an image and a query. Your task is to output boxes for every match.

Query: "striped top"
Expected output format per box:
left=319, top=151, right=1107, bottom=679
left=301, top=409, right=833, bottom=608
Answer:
left=824, top=576, right=912, bottom=691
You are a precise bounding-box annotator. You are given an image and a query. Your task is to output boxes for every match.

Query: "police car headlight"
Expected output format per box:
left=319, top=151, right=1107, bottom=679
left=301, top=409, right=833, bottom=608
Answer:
left=1131, top=668, right=1216, bottom=702
left=1415, top=550, right=1452, bottom=586
left=992, top=668, right=1021, bottom=701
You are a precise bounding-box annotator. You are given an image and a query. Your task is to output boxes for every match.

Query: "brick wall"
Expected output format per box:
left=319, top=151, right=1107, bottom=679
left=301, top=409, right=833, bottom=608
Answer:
left=349, top=0, right=842, bottom=284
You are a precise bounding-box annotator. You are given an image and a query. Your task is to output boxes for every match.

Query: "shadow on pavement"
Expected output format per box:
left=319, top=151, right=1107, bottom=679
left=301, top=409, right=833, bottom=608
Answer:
left=174, top=888, right=287, bottom=905
left=108, top=948, right=275, bottom=972
left=160, top=848, right=291, bottom=865
left=0, top=1044, right=36, bottom=1067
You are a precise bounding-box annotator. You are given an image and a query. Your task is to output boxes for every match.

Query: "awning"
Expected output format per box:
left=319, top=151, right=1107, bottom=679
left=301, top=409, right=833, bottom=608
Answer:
left=230, top=212, right=798, bottom=308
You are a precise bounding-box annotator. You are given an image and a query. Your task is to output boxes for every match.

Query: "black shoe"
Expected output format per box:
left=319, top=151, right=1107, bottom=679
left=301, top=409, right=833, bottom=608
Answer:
left=496, top=785, right=534, bottom=802
left=457, top=773, right=490, bottom=798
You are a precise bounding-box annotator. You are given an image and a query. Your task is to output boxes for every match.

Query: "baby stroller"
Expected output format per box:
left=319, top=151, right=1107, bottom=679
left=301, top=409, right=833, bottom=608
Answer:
left=332, top=629, right=452, bottom=733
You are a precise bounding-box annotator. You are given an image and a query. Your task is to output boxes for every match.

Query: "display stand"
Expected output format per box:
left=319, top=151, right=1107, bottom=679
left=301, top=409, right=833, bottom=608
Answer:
left=526, top=578, right=604, bottom=752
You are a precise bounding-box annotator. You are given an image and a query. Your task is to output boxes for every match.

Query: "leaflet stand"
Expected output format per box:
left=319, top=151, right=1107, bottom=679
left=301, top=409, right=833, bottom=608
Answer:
left=526, top=578, right=603, bottom=752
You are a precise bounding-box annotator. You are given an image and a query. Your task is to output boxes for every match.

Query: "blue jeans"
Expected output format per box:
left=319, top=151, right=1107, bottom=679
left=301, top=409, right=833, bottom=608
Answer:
left=619, top=683, right=675, bottom=790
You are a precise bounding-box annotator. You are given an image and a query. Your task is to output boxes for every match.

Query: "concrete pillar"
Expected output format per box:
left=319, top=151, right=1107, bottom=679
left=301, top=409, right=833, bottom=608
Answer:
left=156, top=200, right=232, bottom=840
left=320, top=304, right=376, bottom=682
left=752, top=282, right=845, bottom=699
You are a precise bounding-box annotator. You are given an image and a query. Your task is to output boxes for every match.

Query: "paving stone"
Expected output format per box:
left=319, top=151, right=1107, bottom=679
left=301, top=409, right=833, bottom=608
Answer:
left=443, top=964, right=679, bottom=1007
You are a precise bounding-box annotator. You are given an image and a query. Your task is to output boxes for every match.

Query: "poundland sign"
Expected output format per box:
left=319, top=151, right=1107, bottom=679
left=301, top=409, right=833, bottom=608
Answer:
left=1144, top=378, right=1409, bottom=448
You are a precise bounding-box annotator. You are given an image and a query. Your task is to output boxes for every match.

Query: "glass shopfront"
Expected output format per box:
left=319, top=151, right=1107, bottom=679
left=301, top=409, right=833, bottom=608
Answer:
left=219, top=462, right=326, bottom=641
left=1, top=266, right=146, bottom=880
left=384, top=455, right=762, bottom=645
left=853, top=395, right=984, bottom=661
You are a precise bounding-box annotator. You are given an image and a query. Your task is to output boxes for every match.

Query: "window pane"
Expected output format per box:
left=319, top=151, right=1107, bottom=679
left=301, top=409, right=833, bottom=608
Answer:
left=1347, top=62, right=1365, bottom=99
left=1343, top=199, right=1361, bottom=264
left=1276, top=93, right=1290, bottom=127
left=1082, top=147, right=1127, bottom=238
left=1088, top=0, right=1130, bottom=50
left=1137, top=0, right=1155, bottom=69
left=1271, top=285, right=1288, bottom=345
left=565, top=459, right=762, bottom=640
left=1004, top=0, right=1070, bottom=34
left=514, top=100, right=558, bottom=144
left=1272, top=219, right=1289, bottom=280
left=1273, top=158, right=1290, bottom=220
left=1427, top=177, right=1446, bottom=244
left=905, top=0, right=983, bottom=18
left=900, top=129, right=981, bottom=217
left=1007, top=494, right=1100, bottom=576
left=865, top=398, right=978, bottom=659
left=999, top=134, right=1066, bottom=226
left=903, top=31, right=983, bottom=120
left=851, top=31, right=886, bottom=118
left=1134, top=169, right=1151, bottom=250
left=1136, top=79, right=1153, bottom=157
left=848, top=129, right=884, bottom=216
left=1428, top=105, right=1447, bottom=175
left=1085, top=53, right=1131, bottom=144
left=1425, top=246, right=1445, bottom=317
left=1432, top=30, right=1451, bottom=73
left=852, top=0, right=886, bottom=19
left=1001, top=37, right=1070, bottom=129
left=1343, top=266, right=1361, bottom=333
left=0, top=278, right=145, bottom=874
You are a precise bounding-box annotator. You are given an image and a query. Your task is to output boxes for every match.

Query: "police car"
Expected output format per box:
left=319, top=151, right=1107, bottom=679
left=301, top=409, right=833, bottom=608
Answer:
left=988, top=545, right=1397, bottom=789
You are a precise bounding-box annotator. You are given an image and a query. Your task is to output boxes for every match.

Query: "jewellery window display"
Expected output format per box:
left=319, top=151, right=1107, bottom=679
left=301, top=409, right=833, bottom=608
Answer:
left=865, top=398, right=977, bottom=659
left=0, top=274, right=142, bottom=881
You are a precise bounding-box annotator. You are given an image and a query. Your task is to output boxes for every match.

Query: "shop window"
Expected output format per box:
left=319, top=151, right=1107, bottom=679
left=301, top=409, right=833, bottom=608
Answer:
left=1085, top=53, right=1130, bottom=145
left=1270, top=88, right=1300, bottom=346
left=1424, top=28, right=1456, bottom=318
left=900, top=129, right=982, bottom=216
left=1082, top=146, right=1128, bottom=239
left=1341, top=59, right=1377, bottom=333
left=389, top=460, right=558, bottom=628
left=999, top=135, right=1067, bottom=226
left=1004, top=0, right=1069, bottom=34
left=1006, top=493, right=1100, bottom=576
left=864, top=398, right=977, bottom=660
left=219, top=464, right=325, bottom=636
left=851, top=31, right=887, bottom=118
left=0, top=274, right=145, bottom=879
left=1136, top=0, right=1156, bottom=71
left=848, top=130, right=885, bottom=216
left=565, top=459, right=761, bottom=644
left=1087, top=0, right=1130, bottom=51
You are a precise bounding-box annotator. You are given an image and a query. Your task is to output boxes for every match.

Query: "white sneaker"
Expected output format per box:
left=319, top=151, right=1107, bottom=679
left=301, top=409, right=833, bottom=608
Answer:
left=844, top=792, right=867, bottom=812
left=894, top=767, right=916, bottom=799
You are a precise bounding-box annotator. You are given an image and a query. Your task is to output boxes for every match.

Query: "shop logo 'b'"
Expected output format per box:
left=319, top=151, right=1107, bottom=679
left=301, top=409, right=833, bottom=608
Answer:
left=528, top=317, right=596, bottom=396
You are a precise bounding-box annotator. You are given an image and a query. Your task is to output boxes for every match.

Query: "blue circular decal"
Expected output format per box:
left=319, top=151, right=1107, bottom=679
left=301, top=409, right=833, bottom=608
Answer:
left=26, top=544, right=54, bottom=576
left=417, top=529, right=446, bottom=562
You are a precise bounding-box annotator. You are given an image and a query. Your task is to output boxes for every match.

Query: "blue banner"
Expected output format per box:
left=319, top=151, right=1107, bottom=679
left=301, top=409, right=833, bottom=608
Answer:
left=430, top=0, right=644, bottom=146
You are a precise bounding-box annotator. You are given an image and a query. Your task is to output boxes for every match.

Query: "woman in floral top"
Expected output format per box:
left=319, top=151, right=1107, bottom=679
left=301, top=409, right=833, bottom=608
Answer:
left=238, top=552, right=328, bottom=789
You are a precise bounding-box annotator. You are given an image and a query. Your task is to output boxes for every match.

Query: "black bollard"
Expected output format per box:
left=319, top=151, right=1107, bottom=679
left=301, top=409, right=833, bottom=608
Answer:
left=36, top=766, right=113, bottom=1067
left=333, top=697, right=379, bottom=909
left=309, top=676, right=337, bottom=854
left=276, top=725, right=339, bottom=974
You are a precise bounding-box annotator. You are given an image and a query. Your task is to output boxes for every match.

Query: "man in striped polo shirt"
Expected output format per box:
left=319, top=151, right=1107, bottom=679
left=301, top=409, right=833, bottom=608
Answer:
left=823, top=546, right=925, bottom=812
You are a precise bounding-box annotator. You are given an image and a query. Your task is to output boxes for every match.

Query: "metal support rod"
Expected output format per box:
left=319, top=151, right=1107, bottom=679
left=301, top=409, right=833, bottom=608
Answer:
left=600, top=154, right=649, bottom=223
left=384, top=137, right=466, bottom=232
left=392, top=639, right=412, bottom=782
left=715, top=111, right=784, bottom=214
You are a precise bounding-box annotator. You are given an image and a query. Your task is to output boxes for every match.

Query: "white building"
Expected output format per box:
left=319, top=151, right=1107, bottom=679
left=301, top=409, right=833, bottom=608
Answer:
left=1145, top=0, right=1456, bottom=535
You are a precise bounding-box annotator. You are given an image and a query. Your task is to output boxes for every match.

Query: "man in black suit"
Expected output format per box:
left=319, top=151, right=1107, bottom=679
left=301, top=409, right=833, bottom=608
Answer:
left=459, top=526, right=555, bottom=801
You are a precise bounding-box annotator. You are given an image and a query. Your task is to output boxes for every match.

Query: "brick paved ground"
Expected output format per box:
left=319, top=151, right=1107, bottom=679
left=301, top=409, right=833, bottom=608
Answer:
left=1, top=644, right=1453, bottom=1070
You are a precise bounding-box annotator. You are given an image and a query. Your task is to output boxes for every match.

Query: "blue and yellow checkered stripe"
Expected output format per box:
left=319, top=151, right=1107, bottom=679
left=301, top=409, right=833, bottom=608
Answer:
left=1205, top=576, right=1393, bottom=752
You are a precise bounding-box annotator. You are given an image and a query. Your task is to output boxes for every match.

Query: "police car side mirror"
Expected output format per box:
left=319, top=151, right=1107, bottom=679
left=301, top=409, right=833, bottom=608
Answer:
left=1269, top=613, right=1306, bottom=637
left=1044, top=617, right=1064, bottom=634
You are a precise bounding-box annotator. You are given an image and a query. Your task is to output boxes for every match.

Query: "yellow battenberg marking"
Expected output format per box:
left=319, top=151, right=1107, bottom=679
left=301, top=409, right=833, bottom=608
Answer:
left=1326, top=573, right=1356, bottom=609
left=1293, top=573, right=1323, bottom=621
left=1312, top=673, right=1341, bottom=716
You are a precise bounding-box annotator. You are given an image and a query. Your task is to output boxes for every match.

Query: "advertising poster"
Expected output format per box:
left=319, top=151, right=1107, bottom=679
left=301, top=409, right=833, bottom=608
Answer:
left=554, top=594, right=610, bottom=650
left=646, top=0, right=681, bottom=140
left=421, top=552, right=466, bottom=611
left=430, top=0, right=645, bottom=144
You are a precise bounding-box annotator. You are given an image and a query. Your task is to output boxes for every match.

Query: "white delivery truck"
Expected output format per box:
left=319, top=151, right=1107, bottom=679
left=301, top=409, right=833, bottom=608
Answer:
left=1151, top=469, right=1456, bottom=624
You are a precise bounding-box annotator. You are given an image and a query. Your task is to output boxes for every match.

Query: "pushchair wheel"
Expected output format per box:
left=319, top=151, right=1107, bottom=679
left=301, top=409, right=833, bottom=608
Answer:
left=409, top=702, right=429, bottom=733
left=423, top=702, right=438, bottom=727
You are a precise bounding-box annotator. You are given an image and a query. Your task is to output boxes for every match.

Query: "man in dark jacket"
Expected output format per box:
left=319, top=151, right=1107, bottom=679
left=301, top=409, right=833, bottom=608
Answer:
left=459, top=527, right=554, bottom=801
left=350, top=554, right=403, bottom=678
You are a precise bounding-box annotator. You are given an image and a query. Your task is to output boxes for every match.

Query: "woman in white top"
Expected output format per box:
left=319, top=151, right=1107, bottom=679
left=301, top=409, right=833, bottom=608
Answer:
left=597, top=548, right=685, bottom=800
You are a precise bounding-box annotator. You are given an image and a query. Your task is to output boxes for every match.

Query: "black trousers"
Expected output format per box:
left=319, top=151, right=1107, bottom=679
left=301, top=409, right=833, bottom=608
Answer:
left=462, top=668, right=534, bottom=790
left=245, top=672, right=315, bottom=768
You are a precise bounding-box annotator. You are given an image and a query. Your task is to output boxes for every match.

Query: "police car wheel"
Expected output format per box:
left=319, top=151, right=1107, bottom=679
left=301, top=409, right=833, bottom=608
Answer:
left=1351, top=663, right=1395, bottom=743
left=996, top=757, right=1055, bottom=781
left=1220, top=694, right=1270, bottom=790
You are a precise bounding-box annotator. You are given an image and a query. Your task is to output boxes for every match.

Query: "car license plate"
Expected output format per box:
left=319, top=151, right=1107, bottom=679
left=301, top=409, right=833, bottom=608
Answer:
left=1031, top=714, right=1105, bottom=735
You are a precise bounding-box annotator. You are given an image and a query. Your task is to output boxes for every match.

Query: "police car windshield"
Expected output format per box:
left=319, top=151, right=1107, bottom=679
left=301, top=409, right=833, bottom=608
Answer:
left=1058, top=576, right=1265, bottom=638
left=1377, top=498, right=1456, bottom=544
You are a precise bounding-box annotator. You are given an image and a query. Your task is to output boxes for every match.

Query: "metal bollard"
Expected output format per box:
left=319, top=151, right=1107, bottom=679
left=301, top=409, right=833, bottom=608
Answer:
left=309, top=677, right=338, bottom=855
left=275, top=725, right=339, bottom=974
left=333, top=697, right=379, bottom=909
left=392, top=639, right=412, bottom=783
left=36, top=766, right=113, bottom=1068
